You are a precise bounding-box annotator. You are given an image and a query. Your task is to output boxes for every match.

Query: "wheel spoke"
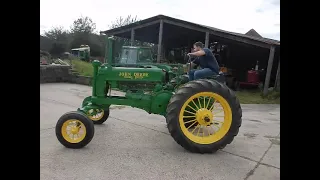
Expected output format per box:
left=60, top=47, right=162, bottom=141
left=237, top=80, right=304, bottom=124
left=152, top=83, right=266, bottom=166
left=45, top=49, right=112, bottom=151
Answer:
left=191, top=100, right=200, bottom=110
left=183, top=115, right=195, bottom=118
left=210, top=125, right=216, bottom=134
left=197, top=98, right=202, bottom=109
left=212, top=123, right=220, bottom=130
left=184, top=119, right=197, bottom=124
left=203, top=96, right=206, bottom=109
left=214, top=110, right=224, bottom=115
left=191, top=125, right=199, bottom=134
left=209, top=100, right=217, bottom=111
left=206, top=126, right=211, bottom=136
left=206, top=98, right=211, bottom=109
left=186, top=121, right=198, bottom=129
left=196, top=126, right=201, bottom=136
left=184, top=110, right=196, bottom=115
left=202, top=127, right=205, bottom=137
left=187, top=105, right=197, bottom=112
left=213, top=120, right=224, bottom=124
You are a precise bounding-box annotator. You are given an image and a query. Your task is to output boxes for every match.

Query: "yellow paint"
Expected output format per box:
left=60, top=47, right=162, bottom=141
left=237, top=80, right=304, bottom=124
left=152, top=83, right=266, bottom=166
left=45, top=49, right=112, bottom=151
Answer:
left=179, top=92, right=232, bottom=144
left=195, top=108, right=213, bottom=126
left=119, top=72, right=133, bottom=79
left=61, top=119, right=87, bottom=143
left=119, top=72, right=149, bottom=79
left=88, top=109, right=104, bottom=121
left=133, top=72, right=149, bottom=79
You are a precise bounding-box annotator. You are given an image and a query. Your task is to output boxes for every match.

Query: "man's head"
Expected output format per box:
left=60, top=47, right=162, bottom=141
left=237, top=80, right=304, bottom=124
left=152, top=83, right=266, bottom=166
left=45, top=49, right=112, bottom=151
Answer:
left=193, top=42, right=204, bottom=51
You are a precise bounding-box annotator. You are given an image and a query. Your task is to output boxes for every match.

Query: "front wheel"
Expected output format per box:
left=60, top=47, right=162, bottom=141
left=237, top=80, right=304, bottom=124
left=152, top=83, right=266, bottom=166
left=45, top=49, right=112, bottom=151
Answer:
left=87, top=108, right=110, bottom=124
left=166, top=79, right=242, bottom=153
left=55, top=111, right=95, bottom=149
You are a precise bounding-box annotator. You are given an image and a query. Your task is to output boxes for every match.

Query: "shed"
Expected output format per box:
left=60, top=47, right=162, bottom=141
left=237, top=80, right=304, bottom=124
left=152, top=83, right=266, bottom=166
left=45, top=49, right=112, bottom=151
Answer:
left=100, top=15, right=280, bottom=94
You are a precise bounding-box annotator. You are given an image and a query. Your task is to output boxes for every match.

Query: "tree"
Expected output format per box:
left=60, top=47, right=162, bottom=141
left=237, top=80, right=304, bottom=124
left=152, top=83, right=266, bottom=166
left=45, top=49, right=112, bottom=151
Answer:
left=44, top=26, right=68, bottom=42
left=40, top=35, right=53, bottom=52
left=70, top=16, right=96, bottom=34
left=109, top=15, right=138, bottom=29
left=69, top=16, right=104, bottom=57
left=44, top=27, right=69, bottom=57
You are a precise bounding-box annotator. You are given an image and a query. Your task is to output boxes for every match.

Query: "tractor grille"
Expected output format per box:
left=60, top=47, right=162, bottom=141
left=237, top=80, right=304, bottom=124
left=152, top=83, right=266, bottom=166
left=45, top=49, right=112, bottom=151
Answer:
left=118, top=81, right=158, bottom=91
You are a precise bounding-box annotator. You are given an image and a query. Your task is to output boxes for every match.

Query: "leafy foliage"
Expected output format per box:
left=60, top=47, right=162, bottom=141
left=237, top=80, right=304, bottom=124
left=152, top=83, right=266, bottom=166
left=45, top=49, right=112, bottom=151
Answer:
left=40, top=15, right=153, bottom=59
left=109, top=15, right=138, bottom=29
left=70, top=16, right=96, bottom=34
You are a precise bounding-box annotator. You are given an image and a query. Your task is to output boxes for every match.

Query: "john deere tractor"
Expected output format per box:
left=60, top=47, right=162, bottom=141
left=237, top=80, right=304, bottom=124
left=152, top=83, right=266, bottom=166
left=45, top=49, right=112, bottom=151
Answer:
left=55, top=37, right=242, bottom=154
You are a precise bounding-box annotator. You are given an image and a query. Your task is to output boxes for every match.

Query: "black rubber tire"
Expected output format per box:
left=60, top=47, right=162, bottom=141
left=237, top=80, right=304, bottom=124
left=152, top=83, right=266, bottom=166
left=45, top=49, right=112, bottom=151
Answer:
left=55, top=111, right=95, bottom=149
left=88, top=108, right=110, bottom=125
left=166, top=79, right=242, bottom=153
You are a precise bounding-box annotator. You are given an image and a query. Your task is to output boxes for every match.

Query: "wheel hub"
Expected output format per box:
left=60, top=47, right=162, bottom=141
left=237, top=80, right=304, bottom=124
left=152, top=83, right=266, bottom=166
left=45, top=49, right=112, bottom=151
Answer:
left=71, top=126, right=80, bottom=134
left=196, top=108, right=213, bottom=125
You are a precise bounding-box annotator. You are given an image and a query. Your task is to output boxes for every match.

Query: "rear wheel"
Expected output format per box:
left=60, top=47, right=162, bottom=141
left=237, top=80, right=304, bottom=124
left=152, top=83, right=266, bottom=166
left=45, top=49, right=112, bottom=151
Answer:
left=166, top=79, right=242, bottom=153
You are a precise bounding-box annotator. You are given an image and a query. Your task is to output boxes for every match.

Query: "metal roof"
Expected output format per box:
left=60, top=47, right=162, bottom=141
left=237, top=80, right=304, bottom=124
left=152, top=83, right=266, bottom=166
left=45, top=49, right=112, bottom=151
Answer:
left=101, top=15, right=280, bottom=48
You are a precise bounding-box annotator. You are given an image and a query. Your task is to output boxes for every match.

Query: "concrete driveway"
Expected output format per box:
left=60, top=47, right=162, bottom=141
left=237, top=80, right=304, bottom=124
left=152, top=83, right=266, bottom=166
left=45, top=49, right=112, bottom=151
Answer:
left=40, top=83, right=280, bottom=180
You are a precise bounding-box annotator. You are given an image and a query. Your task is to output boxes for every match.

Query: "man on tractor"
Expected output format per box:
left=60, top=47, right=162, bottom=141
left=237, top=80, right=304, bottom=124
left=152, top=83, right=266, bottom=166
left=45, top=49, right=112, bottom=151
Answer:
left=187, top=42, right=220, bottom=80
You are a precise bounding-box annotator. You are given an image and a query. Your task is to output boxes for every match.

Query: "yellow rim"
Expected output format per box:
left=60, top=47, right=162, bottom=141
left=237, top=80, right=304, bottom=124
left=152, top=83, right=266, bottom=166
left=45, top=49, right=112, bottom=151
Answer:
left=179, top=92, right=232, bottom=144
left=61, top=119, right=87, bottom=143
left=87, top=109, right=104, bottom=121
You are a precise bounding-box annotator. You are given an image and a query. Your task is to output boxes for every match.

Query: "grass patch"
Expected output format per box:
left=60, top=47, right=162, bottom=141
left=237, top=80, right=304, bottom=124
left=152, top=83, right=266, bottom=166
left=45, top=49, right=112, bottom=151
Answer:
left=68, top=59, right=93, bottom=77
left=236, top=90, right=280, bottom=104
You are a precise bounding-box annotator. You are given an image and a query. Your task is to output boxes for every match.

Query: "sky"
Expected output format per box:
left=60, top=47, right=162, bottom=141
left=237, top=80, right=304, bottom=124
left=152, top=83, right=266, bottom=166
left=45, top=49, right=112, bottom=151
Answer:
left=40, top=0, right=280, bottom=40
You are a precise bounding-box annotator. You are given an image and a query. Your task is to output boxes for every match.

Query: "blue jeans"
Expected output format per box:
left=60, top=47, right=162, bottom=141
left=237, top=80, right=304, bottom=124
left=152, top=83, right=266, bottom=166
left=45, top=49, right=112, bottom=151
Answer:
left=188, top=68, right=217, bottom=81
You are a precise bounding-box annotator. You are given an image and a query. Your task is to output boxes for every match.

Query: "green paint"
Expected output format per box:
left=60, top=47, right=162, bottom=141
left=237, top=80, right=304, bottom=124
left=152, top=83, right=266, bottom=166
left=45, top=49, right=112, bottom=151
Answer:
left=79, top=36, right=185, bottom=116
left=78, top=36, right=223, bottom=116
left=78, top=36, right=226, bottom=116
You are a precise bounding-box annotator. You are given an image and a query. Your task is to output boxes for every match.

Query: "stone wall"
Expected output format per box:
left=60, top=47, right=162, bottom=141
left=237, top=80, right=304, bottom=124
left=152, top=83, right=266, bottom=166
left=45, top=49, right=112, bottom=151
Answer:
left=40, top=65, right=92, bottom=85
left=71, top=75, right=92, bottom=86
left=40, top=65, right=71, bottom=83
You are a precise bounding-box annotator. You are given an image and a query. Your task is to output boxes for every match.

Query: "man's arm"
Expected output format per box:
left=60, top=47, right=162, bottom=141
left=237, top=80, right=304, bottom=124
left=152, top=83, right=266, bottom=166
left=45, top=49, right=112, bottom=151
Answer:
left=187, top=50, right=205, bottom=57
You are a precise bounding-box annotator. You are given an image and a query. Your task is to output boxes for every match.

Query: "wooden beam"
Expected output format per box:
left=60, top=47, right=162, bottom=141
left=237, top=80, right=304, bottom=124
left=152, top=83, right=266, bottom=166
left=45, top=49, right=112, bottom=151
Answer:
left=274, top=58, right=280, bottom=91
left=157, top=20, right=164, bottom=63
left=130, top=29, right=135, bottom=46
left=162, top=19, right=272, bottom=49
left=205, top=31, right=210, bottom=48
left=263, top=46, right=276, bottom=95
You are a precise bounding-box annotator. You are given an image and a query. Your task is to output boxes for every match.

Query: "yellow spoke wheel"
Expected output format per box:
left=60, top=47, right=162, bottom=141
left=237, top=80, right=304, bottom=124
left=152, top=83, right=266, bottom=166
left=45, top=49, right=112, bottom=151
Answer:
left=88, top=109, right=104, bottom=121
left=61, top=119, right=87, bottom=143
left=56, top=111, right=95, bottom=149
left=86, top=108, right=110, bottom=124
left=166, top=79, right=242, bottom=154
left=179, top=92, right=232, bottom=144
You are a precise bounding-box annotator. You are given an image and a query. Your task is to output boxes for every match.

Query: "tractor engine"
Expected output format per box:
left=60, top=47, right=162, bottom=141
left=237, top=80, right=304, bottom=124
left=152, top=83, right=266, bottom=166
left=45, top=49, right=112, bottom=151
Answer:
left=98, top=65, right=167, bottom=92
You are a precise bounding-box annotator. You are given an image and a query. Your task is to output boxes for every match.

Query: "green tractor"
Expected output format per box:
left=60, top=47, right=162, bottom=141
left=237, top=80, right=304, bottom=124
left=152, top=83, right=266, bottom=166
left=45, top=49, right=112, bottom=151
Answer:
left=55, top=37, right=242, bottom=154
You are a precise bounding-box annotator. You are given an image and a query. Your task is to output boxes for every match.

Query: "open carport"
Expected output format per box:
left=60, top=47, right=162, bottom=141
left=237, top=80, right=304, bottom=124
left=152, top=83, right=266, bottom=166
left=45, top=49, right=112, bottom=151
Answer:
left=100, top=15, right=280, bottom=95
left=40, top=83, right=280, bottom=180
